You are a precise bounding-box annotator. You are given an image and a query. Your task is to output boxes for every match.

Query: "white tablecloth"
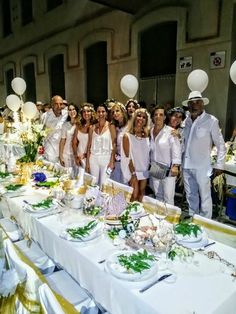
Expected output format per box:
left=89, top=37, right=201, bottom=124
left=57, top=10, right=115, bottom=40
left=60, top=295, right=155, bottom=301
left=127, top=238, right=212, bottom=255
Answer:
left=1, top=191, right=236, bottom=314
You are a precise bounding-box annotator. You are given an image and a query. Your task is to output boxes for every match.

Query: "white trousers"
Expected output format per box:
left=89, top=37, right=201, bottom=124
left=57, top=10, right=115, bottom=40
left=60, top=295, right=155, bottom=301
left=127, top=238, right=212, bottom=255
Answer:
left=183, top=168, right=212, bottom=218
left=89, top=154, right=110, bottom=187
left=151, top=176, right=176, bottom=205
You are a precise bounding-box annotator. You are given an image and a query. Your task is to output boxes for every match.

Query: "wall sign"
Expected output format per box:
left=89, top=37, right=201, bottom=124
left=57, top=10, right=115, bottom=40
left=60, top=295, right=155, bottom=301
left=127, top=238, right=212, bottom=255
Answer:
left=179, top=56, right=192, bottom=72
left=210, top=51, right=226, bottom=69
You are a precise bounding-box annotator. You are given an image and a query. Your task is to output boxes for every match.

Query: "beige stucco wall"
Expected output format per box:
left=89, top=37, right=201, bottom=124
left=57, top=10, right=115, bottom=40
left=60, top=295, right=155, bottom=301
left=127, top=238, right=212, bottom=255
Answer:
left=0, top=0, right=235, bottom=134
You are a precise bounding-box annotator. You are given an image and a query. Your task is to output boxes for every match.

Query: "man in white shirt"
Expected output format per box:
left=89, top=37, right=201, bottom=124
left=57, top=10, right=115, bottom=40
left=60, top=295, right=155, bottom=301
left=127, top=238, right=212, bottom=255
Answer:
left=182, top=91, right=226, bottom=218
left=41, top=95, right=67, bottom=163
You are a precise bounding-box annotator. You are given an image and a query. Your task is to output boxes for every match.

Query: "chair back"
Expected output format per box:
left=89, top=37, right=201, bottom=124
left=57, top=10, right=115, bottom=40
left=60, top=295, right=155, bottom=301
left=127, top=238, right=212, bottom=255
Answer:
left=142, top=195, right=181, bottom=224
left=193, top=214, right=236, bottom=248
left=39, top=283, right=65, bottom=314
left=102, top=178, right=133, bottom=202
left=84, top=172, right=97, bottom=187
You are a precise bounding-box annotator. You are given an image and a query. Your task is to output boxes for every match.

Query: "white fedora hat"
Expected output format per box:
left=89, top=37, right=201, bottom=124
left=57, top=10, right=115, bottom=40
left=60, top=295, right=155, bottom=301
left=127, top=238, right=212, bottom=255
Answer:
left=182, top=91, right=209, bottom=107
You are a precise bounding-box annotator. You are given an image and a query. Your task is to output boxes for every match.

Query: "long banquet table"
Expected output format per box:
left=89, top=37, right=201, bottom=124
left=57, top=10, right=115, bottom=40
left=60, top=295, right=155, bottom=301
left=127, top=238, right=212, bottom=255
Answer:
left=1, top=188, right=236, bottom=314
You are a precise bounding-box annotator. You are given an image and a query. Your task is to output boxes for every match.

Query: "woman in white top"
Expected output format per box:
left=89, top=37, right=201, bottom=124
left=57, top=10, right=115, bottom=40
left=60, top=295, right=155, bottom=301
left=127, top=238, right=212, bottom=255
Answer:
left=110, top=102, right=128, bottom=183
left=122, top=108, right=150, bottom=202
left=59, top=104, right=79, bottom=168
left=86, top=104, right=116, bottom=187
left=72, top=103, right=95, bottom=168
left=150, top=105, right=181, bottom=205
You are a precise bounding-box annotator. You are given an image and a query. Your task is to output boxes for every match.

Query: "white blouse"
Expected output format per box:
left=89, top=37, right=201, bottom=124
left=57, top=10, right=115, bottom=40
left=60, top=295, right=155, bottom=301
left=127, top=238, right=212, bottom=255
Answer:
left=90, top=128, right=112, bottom=156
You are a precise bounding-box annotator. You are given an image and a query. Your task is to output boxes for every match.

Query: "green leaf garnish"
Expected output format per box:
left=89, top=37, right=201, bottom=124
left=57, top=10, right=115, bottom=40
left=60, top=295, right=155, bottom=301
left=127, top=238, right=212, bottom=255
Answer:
left=174, top=222, right=201, bottom=237
left=83, top=206, right=101, bottom=216
left=107, top=227, right=120, bottom=240
left=117, top=249, right=155, bottom=273
left=36, top=180, right=59, bottom=188
left=66, top=220, right=98, bottom=239
left=5, top=184, right=23, bottom=191
left=32, top=198, right=53, bottom=209
left=0, top=172, right=10, bottom=179
left=126, top=202, right=140, bottom=213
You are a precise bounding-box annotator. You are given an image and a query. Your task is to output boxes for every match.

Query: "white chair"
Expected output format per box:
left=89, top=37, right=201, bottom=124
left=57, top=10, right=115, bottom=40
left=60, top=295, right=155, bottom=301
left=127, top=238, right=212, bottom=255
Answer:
left=46, top=270, right=100, bottom=313
left=39, top=283, right=65, bottom=314
left=193, top=214, right=236, bottom=248
left=142, top=195, right=181, bottom=223
left=0, top=217, right=23, bottom=242
left=84, top=172, right=97, bottom=187
left=15, top=239, right=55, bottom=275
left=102, top=178, right=133, bottom=202
left=4, top=238, right=42, bottom=313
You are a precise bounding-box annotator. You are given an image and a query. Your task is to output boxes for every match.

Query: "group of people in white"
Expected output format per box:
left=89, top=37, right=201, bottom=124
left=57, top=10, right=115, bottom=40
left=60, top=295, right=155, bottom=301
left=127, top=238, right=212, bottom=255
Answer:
left=40, top=91, right=226, bottom=219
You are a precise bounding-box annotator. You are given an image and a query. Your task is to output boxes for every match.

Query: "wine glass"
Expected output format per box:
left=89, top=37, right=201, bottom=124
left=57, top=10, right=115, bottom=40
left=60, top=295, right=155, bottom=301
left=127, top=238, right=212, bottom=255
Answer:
left=154, top=202, right=168, bottom=222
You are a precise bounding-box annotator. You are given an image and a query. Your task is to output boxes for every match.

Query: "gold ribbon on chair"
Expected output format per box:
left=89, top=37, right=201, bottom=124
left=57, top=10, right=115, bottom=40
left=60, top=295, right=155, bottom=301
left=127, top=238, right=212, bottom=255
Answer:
left=102, top=183, right=132, bottom=202
left=192, top=217, right=236, bottom=236
left=0, top=226, right=80, bottom=314
left=142, top=201, right=180, bottom=224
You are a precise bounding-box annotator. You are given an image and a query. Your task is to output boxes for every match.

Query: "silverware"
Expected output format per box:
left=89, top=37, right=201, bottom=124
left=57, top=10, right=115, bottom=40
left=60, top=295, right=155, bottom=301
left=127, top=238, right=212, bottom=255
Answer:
left=139, top=274, right=172, bottom=293
left=203, top=241, right=216, bottom=249
left=37, top=211, right=61, bottom=219
left=98, top=258, right=106, bottom=264
left=197, top=241, right=216, bottom=252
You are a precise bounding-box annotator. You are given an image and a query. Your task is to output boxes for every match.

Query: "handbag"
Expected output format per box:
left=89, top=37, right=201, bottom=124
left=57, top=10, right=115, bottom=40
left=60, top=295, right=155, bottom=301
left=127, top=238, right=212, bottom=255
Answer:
left=149, top=161, right=170, bottom=180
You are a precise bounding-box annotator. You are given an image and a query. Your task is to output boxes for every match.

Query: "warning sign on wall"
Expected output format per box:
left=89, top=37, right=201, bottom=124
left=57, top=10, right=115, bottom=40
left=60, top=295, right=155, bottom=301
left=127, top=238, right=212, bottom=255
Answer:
left=210, top=51, right=226, bottom=69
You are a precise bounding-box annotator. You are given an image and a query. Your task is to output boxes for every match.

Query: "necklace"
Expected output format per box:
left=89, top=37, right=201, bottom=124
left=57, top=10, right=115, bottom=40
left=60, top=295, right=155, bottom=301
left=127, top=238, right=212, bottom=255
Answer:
left=134, top=128, right=145, bottom=140
left=96, top=122, right=107, bottom=135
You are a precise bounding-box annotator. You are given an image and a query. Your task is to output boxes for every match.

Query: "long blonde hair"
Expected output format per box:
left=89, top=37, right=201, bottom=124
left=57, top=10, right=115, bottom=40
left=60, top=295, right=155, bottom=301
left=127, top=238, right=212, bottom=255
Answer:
left=127, top=108, right=150, bottom=137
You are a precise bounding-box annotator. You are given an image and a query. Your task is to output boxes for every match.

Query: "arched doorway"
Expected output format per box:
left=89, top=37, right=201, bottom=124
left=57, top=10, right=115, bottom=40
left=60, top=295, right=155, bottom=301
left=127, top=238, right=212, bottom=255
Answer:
left=139, top=22, right=177, bottom=109
left=85, top=41, right=108, bottom=106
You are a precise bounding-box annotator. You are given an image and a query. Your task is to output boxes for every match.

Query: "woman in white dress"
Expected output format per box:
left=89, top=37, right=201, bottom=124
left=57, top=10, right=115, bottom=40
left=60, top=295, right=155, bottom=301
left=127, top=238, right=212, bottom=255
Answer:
left=122, top=108, right=150, bottom=202
left=110, top=102, right=128, bottom=183
left=150, top=105, right=181, bottom=205
left=72, top=103, right=95, bottom=168
left=59, top=104, right=79, bottom=168
left=86, top=104, right=116, bottom=187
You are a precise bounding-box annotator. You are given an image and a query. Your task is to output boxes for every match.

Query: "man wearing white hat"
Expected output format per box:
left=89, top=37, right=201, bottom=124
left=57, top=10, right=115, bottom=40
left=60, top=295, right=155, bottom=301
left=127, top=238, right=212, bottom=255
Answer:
left=182, top=91, right=226, bottom=218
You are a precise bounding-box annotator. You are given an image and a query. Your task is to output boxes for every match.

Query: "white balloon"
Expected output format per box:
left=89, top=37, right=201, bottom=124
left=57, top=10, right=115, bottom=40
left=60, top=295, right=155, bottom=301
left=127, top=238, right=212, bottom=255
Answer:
left=6, top=94, right=21, bottom=112
left=230, top=60, right=236, bottom=84
left=120, top=74, right=139, bottom=98
left=187, top=69, right=209, bottom=92
left=22, top=102, right=37, bottom=119
left=11, top=77, right=26, bottom=95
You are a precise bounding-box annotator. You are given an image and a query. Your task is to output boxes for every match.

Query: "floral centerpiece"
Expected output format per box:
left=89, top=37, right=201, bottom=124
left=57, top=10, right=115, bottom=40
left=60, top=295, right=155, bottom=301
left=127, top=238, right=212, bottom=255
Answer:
left=18, top=124, right=46, bottom=163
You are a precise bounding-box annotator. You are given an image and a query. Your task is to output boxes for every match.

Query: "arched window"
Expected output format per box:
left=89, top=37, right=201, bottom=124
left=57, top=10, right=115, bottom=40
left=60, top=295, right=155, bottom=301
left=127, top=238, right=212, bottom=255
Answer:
left=5, top=69, right=14, bottom=95
left=139, top=22, right=177, bottom=106
left=23, top=63, right=36, bottom=102
left=48, top=54, right=65, bottom=98
left=86, top=42, right=107, bottom=105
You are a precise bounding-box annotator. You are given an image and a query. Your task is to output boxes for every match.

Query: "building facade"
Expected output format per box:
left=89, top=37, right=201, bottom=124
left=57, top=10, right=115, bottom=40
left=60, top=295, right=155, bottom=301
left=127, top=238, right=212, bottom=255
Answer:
left=0, top=0, right=235, bottom=136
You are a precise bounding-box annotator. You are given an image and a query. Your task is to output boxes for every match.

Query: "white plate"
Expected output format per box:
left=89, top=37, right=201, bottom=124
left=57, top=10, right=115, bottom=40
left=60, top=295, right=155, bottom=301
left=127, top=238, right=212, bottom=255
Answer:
left=176, top=232, right=208, bottom=249
left=175, top=229, right=203, bottom=243
left=61, top=220, right=103, bottom=242
left=5, top=186, right=26, bottom=197
left=24, top=201, right=57, bottom=214
left=106, top=251, right=158, bottom=282
left=105, top=218, right=122, bottom=226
